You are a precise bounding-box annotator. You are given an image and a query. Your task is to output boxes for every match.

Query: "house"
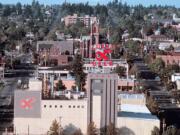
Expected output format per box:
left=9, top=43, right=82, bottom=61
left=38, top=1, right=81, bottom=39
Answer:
left=147, top=35, right=173, bottom=42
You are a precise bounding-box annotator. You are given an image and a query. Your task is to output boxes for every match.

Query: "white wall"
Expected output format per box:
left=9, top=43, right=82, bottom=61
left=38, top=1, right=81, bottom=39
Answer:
left=92, top=96, right=101, bottom=129
left=117, top=117, right=160, bottom=135
left=14, top=99, right=88, bottom=135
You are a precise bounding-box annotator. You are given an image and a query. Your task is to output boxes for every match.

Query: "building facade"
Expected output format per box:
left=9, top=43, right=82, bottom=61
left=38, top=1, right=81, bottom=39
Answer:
left=87, top=73, right=118, bottom=129
left=62, top=14, right=97, bottom=27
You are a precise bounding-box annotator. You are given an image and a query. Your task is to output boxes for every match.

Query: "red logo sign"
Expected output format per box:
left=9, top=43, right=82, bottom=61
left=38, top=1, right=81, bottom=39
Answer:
left=20, top=97, right=36, bottom=110
left=96, top=49, right=112, bottom=61
left=91, top=44, right=113, bottom=66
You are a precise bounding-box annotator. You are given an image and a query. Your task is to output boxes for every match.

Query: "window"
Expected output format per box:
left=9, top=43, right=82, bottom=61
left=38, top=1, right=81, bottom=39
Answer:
left=49, top=105, right=52, bottom=108
left=44, top=105, right=46, bottom=108
left=77, top=106, right=80, bottom=108
left=73, top=106, right=75, bottom=108
left=69, top=105, right=71, bottom=108
left=60, top=105, right=63, bottom=108
left=55, top=105, right=57, bottom=108
left=81, top=106, right=84, bottom=108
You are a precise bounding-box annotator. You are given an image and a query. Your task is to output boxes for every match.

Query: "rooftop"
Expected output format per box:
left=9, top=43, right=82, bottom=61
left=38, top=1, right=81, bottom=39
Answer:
left=118, top=111, right=158, bottom=120
left=121, top=104, right=151, bottom=114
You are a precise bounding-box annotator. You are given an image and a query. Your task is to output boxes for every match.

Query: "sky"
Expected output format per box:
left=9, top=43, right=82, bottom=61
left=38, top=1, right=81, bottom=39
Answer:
left=0, top=0, right=180, bottom=7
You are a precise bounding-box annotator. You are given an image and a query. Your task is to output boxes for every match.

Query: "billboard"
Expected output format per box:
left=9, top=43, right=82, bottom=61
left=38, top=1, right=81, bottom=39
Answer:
left=14, top=91, right=41, bottom=118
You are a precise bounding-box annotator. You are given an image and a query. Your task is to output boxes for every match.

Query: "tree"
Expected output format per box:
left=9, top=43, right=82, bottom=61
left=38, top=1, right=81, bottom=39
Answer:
left=87, top=122, right=98, bottom=135
left=2, top=5, right=11, bottom=17
left=115, top=66, right=126, bottom=77
left=147, top=96, right=158, bottom=114
left=149, top=58, right=165, bottom=75
left=151, top=126, right=160, bottom=135
left=125, top=40, right=141, bottom=55
left=166, top=81, right=177, bottom=91
left=56, top=80, right=66, bottom=91
left=49, top=119, right=64, bottom=135
left=71, top=54, right=86, bottom=91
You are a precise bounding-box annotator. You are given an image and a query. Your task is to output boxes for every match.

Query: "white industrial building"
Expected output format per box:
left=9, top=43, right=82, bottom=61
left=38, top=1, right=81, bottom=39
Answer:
left=14, top=77, right=159, bottom=135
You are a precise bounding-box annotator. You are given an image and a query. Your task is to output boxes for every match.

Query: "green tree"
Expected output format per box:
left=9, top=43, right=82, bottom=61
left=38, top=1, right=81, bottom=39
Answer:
left=71, top=54, right=86, bottom=91
left=49, top=119, right=63, bottom=135
left=149, top=58, right=165, bottom=75
left=115, top=66, right=126, bottom=77
left=147, top=96, right=158, bottom=114
left=2, top=5, right=11, bottom=17
left=87, top=122, right=98, bottom=135
left=125, top=40, right=141, bottom=55
left=56, top=80, right=66, bottom=91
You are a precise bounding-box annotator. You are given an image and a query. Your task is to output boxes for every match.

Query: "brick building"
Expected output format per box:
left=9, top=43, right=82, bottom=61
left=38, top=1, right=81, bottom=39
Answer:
left=37, top=41, right=74, bottom=66
left=156, top=52, right=180, bottom=66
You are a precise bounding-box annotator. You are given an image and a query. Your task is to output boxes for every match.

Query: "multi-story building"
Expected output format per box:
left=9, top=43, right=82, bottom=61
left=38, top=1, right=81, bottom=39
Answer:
left=37, top=41, right=74, bottom=66
left=14, top=77, right=159, bottom=135
left=62, top=14, right=97, bottom=27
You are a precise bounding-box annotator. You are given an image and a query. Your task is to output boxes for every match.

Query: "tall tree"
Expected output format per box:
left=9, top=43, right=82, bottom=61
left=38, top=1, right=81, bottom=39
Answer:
left=56, top=80, right=66, bottom=91
left=115, top=66, right=126, bottom=77
left=71, top=54, right=86, bottom=91
left=49, top=119, right=63, bottom=135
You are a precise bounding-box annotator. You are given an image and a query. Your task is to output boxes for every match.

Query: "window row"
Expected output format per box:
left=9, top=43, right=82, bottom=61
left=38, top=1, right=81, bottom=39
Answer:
left=43, top=105, right=85, bottom=109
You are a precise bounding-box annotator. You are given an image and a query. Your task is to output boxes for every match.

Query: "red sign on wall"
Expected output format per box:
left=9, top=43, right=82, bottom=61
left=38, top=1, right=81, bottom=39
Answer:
left=91, top=44, right=113, bottom=66
left=20, top=97, right=36, bottom=110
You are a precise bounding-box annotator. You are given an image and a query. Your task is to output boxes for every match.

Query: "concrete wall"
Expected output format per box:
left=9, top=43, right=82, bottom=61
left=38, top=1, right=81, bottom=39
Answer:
left=14, top=100, right=88, bottom=135
left=117, top=117, right=160, bottom=135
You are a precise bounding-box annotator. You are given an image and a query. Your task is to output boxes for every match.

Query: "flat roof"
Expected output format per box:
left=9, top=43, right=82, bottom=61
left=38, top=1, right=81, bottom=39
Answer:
left=118, top=111, right=158, bottom=120
left=121, top=104, right=150, bottom=114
